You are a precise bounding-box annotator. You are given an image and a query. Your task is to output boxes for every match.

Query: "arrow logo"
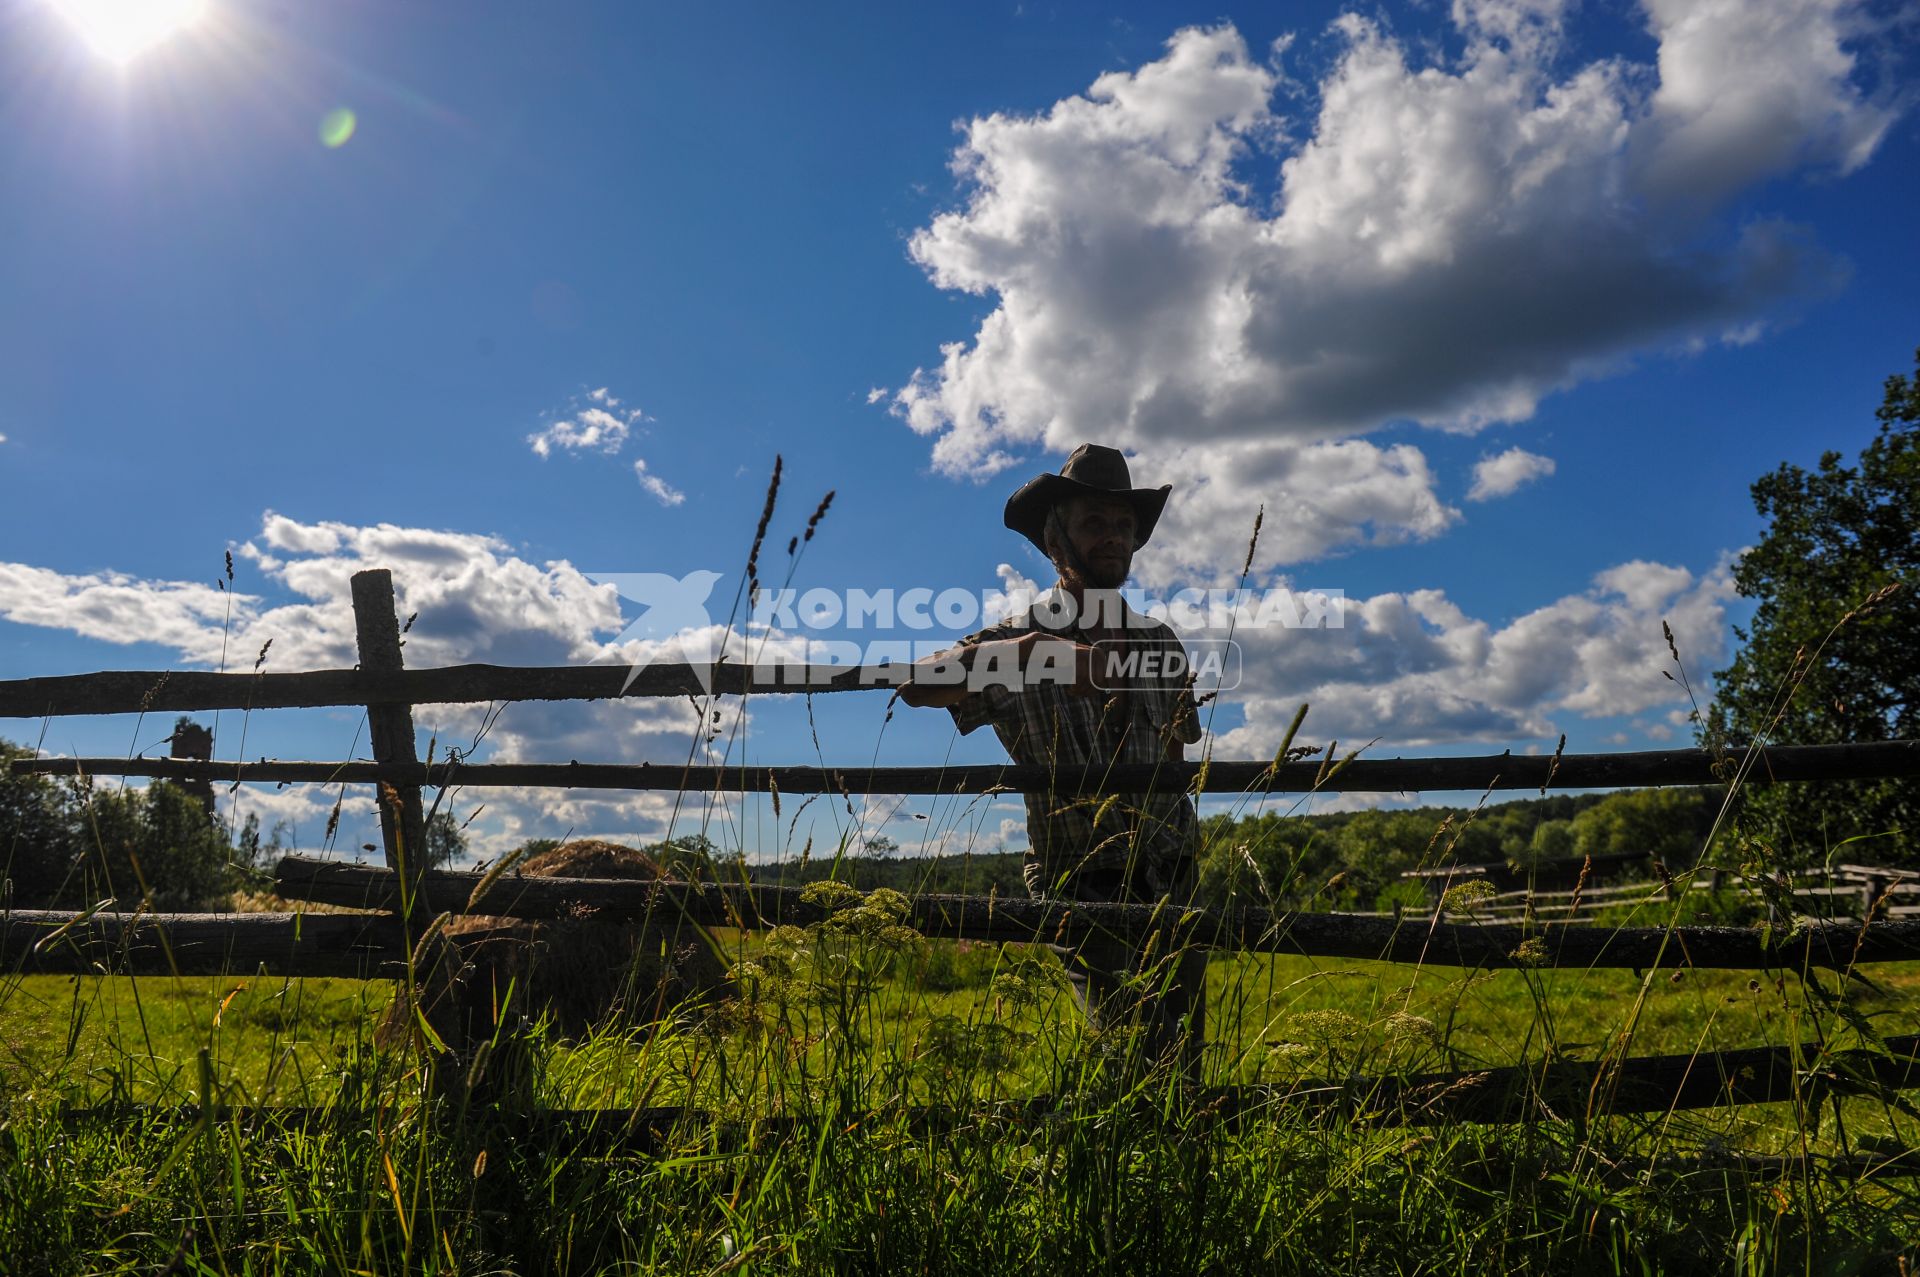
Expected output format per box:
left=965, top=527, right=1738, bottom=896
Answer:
left=588, top=570, right=725, bottom=693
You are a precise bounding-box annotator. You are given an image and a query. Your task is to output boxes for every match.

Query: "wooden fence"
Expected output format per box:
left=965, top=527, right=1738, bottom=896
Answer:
left=1400, top=862, right=1920, bottom=925
left=4, top=567, right=1920, bottom=1130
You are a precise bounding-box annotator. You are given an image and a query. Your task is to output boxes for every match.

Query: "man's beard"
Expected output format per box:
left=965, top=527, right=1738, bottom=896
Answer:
left=1076, top=555, right=1130, bottom=590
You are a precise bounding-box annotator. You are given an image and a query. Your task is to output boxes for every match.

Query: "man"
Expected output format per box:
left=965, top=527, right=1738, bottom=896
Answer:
left=898, top=443, right=1208, bottom=1075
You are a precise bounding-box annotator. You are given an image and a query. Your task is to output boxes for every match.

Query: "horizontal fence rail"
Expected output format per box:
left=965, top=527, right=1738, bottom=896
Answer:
left=41, top=1035, right=1920, bottom=1134
left=0, top=661, right=914, bottom=718
left=12, top=859, right=1920, bottom=979
left=2, top=909, right=405, bottom=978
left=268, top=857, right=1920, bottom=972
left=12, top=739, right=1920, bottom=795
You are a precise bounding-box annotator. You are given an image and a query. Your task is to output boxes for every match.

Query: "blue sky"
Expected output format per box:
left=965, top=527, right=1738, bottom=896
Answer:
left=0, top=0, right=1914, bottom=863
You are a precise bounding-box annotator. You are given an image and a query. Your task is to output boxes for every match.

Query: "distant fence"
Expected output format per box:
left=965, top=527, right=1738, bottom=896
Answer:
left=4, top=566, right=1919, bottom=1130
left=1400, top=861, right=1920, bottom=925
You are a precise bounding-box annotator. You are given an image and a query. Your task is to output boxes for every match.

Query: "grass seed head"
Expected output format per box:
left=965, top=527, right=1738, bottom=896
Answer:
left=1510, top=937, right=1550, bottom=967
left=745, top=455, right=784, bottom=597
left=1385, top=1011, right=1439, bottom=1043
left=1442, top=880, right=1496, bottom=913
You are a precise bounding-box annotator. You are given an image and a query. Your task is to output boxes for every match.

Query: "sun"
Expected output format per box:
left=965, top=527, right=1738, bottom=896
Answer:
left=46, top=0, right=208, bottom=65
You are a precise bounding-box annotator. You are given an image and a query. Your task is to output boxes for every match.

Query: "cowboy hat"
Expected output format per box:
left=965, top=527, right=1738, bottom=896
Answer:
left=1003, top=443, right=1171, bottom=556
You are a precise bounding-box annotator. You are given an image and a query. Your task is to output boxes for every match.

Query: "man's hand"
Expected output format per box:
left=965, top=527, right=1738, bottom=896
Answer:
left=894, top=630, right=1105, bottom=708
left=894, top=646, right=974, bottom=708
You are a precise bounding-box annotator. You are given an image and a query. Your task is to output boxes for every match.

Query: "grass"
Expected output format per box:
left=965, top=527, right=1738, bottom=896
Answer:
left=3, top=913, right=1917, bottom=1275
left=2, top=502, right=1913, bottom=1272
left=12, top=953, right=1916, bottom=1107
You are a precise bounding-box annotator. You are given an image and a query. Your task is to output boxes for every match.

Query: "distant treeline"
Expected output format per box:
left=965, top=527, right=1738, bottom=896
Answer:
left=1, top=738, right=271, bottom=910
left=738, top=787, right=1727, bottom=914
left=1195, top=786, right=1723, bottom=913
left=0, top=722, right=1732, bottom=917
left=750, top=841, right=1031, bottom=898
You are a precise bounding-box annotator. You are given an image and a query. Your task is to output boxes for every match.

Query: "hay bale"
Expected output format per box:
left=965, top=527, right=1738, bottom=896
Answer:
left=379, top=839, right=727, bottom=1050
left=517, top=838, right=663, bottom=880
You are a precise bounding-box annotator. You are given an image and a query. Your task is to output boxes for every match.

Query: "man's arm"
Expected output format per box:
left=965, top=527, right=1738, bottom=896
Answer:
left=894, top=639, right=996, bottom=709
left=895, top=630, right=1101, bottom=708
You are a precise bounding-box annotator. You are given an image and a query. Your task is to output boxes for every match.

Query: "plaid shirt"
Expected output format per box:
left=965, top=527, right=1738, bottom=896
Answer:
left=948, top=592, right=1203, bottom=896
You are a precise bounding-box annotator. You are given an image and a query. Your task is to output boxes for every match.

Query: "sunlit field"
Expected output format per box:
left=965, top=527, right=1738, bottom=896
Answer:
left=5, top=915, right=1917, bottom=1274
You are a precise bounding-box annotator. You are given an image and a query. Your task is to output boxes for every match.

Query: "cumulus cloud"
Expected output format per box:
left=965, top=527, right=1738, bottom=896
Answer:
left=0, top=512, right=754, bottom=856
left=1133, top=438, right=1459, bottom=587
left=1636, top=0, right=1899, bottom=203
left=1213, top=556, right=1737, bottom=752
left=1467, top=447, right=1556, bottom=501
left=0, top=563, right=240, bottom=664
left=0, top=508, right=1742, bottom=852
left=891, top=3, right=1893, bottom=573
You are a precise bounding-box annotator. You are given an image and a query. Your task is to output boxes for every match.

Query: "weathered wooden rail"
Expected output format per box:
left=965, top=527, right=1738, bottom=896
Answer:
left=41, top=1033, right=1920, bottom=1132
left=12, top=740, right=1920, bottom=795
left=11, top=859, right=1920, bottom=977
left=4, top=565, right=1919, bottom=1133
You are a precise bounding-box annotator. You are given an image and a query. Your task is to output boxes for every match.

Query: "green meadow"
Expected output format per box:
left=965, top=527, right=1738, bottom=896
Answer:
left=4, top=908, right=1917, bottom=1275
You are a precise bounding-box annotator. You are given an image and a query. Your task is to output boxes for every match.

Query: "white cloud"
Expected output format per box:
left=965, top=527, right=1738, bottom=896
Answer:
left=260, top=512, right=341, bottom=555
left=0, top=513, right=757, bottom=856
left=0, top=562, right=241, bottom=665
left=1636, top=0, right=1899, bottom=204
left=218, top=782, right=339, bottom=851
left=894, top=5, right=1892, bottom=571
left=1467, top=447, right=1556, bottom=501
left=528, top=388, right=686, bottom=513
left=526, top=387, right=657, bottom=460
left=1213, top=556, right=1738, bottom=751
left=1133, top=438, right=1459, bottom=587
left=633, top=458, right=686, bottom=507
left=528, top=406, right=631, bottom=459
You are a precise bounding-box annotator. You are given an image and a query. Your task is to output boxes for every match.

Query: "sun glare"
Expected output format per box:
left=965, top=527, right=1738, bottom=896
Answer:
left=47, top=0, right=208, bottom=65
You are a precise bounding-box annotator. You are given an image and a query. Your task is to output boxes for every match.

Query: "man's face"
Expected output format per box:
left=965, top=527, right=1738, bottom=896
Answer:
left=1062, top=495, right=1136, bottom=588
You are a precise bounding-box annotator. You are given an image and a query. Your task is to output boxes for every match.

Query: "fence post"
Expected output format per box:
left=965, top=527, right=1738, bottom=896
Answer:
left=350, top=570, right=427, bottom=899
left=165, top=719, right=215, bottom=822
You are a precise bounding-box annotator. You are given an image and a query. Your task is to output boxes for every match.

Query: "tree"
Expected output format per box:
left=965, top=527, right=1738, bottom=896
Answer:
left=1526, top=819, right=1576, bottom=864
left=1568, top=788, right=1715, bottom=867
left=65, top=780, right=235, bottom=909
left=1706, top=347, right=1920, bottom=864
left=646, top=832, right=729, bottom=881
left=1, top=740, right=77, bottom=906
left=234, top=814, right=293, bottom=877
left=2, top=738, right=246, bottom=908
left=424, top=810, right=469, bottom=868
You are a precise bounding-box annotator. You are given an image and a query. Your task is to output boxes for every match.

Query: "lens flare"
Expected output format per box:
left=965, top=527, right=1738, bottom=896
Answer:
left=319, top=108, right=357, bottom=149
left=46, top=0, right=207, bottom=64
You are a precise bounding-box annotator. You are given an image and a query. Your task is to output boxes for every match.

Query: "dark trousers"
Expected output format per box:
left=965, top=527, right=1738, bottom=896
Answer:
left=1027, top=856, right=1207, bottom=1079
